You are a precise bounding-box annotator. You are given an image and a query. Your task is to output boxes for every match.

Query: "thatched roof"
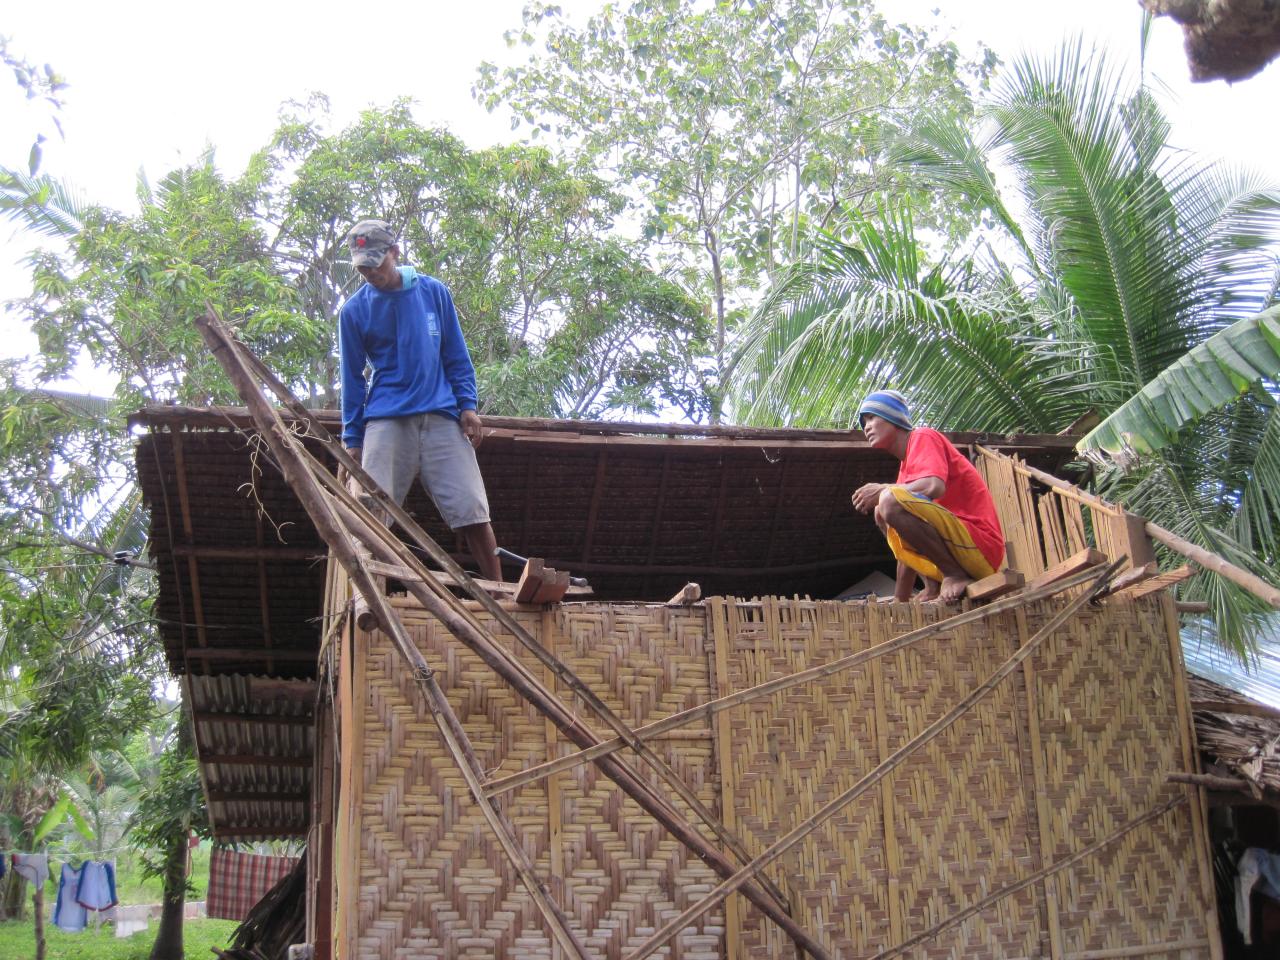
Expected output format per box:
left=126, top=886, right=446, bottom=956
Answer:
left=1145, top=0, right=1280, bottom=82
left=1189, top=673, right=1280, bottom=799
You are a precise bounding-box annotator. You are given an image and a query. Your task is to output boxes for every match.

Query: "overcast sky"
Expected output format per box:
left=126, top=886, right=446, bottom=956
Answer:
left=3, top=0, right=1278, bottom=386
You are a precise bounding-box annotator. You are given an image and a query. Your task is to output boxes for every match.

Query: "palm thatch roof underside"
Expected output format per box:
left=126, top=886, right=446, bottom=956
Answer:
left=1145, top=0, right=1280, bottom=82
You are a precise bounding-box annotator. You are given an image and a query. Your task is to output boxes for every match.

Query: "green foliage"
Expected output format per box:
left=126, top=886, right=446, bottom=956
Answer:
left=730, top=41, right=1280, bottom=659
left=127, top=720, right=208, bottom=890
left=476, top=0, right=997, bottom=414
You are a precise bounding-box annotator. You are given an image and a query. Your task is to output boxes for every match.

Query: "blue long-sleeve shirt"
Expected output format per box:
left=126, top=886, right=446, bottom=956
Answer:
left=338, top=268, right=478, bottom=448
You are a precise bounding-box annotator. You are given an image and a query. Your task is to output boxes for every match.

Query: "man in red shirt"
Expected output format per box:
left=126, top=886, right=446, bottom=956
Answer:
left=851, top=390, right=1005, bottom=602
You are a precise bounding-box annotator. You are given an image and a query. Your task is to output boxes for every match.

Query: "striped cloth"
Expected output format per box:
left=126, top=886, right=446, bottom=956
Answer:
left=206, top=849, right=299, bottom=921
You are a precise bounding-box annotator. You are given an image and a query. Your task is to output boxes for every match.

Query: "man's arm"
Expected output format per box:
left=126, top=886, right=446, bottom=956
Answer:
left=435, top=283, right=478, bottom=413
left=852, top=475, right=944, bottom=514
left=338, top=304, right=369, bottom=449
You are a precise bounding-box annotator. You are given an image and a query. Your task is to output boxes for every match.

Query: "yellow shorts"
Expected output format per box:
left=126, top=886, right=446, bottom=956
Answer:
left=885, top=485, right=997, bottom=583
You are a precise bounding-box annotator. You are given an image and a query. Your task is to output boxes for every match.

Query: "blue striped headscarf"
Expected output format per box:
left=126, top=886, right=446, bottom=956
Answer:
left=857, top=390, right=913, bottom=431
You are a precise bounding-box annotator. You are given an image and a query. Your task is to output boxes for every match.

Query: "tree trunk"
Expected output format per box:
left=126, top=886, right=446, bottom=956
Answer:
left=33, top=883, right=46, bottom=960
left=148, top=828, right=189, bottom=960
left=706, top=227, right=726, bottom=425
left=0, top=869, right=26, bottom=920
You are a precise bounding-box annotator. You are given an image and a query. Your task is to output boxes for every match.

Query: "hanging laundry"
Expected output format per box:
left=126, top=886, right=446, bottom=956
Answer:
left=51, top=862, right=87, bottom=933
left=206, top=848, right=298, bottom=921
left=11, top=853, right=49, bottom=888
left=76, top=860, right=118, bottom=912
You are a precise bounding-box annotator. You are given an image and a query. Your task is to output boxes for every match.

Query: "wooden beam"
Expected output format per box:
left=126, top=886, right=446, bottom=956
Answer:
left=531, top=568, right=571, bottom=604
left=171, top=431, right=208, bottom=649
left=1099, top=561, right=1157, bottom=597
left=194, top=711, right=314, bottom=727
left=248, top=677, right=317, bottom=701
left=207, top=790, right=310, bottom=803
left=1026, top=547, right=1108, bottom=591
left=667, top=583, right=702, bottom=606
left=199, top=753, right=312, bottom=767
left=580, top=449, right=608, bottom=563
left=169, top=544, right=321, bottom=560
left=185, top=648, right=316, bottom=663
left=1167, top=772, right=1257, bottom=792
left=366, top=561, right=592, bottom=599
left=213, top=824, right=307, bottom=838
left=965, top=569, right=1024, bottom=601
left=1176, top=601, right=1210, bottom=613
left=514, top=558, right=547, bottom=603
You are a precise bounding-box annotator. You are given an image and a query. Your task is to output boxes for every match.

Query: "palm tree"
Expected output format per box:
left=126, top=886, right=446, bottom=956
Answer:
left=728, top=40, right=1280, bottom=659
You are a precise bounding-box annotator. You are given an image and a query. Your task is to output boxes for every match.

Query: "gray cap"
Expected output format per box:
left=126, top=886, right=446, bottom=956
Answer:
left=347, top=219, right=396, bottom=268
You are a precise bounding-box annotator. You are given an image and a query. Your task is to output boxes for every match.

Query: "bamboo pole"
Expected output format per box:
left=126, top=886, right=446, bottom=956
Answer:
left=978, top=445, right=1280, bottom=608
left=868, top=796, right=1188, bottom=960
left=194, top=315, right=593, bottom=960
left=485, top=561, right=1115, bottom=799
left=231, top=317, right=794, bottom=914
left=623, top=560, right=1125, bottom=960
left=196, top=311, right=826, bottom=959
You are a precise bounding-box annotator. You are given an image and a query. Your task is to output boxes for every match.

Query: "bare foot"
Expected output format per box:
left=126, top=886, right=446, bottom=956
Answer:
left=940, top=574, right=973, bottom=603
left=917, top=580, right=941, bottom=602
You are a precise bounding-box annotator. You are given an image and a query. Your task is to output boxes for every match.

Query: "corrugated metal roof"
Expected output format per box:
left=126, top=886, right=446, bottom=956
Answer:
left=1182, top=615, right=1280, bottom=710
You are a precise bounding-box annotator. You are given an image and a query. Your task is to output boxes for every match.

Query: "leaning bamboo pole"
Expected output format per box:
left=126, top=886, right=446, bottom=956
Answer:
left=485, top=561, right=1115, bottom=799
left=231, top=314, right=798, bottom=921
left=195, top=311, right=828, bottom=959
left=624, top=559, right=1125, bottom=960
left=978, top=445, right=1280, bottom=608
left=193, top=316, right=593, bottom=959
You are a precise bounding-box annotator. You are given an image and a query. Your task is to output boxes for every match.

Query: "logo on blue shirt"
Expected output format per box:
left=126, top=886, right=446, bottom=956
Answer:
left=426, top=311, right=439, bottom=336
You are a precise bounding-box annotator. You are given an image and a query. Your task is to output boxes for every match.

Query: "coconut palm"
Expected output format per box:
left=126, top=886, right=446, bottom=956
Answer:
left=728, top=40, right=1280, bottom=659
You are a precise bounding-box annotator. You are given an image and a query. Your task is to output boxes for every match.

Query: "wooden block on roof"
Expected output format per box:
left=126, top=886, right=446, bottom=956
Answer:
left=965, top=569, right=1025, bottom=601
left=514, top=558, right=546, bottom=604
left=1026, top=547, right=1107, bottom=591
left=531, top=568, right=571, bottom=604
left=667, top=583, right=702, bottom=606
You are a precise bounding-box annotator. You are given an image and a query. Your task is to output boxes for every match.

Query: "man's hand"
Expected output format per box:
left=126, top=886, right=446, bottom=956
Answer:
left=460, top=409, right=483, bottom=448
left=852, top=482, right=885, bottom=514
left=343, top=447, right=362, bottom=496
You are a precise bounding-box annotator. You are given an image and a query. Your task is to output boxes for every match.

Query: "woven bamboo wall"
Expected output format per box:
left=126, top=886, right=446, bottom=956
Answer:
left=336, top=594, right=1214, bottom=959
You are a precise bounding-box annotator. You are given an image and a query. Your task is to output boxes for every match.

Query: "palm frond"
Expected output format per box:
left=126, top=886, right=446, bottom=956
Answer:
left=0, top=168, right=89, bottom=238
left=1079, top=306, right=1280, bottom=457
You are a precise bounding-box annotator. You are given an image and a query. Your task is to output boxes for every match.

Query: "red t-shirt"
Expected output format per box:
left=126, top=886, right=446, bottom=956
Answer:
left=896, top=428, right=1005, bottom=570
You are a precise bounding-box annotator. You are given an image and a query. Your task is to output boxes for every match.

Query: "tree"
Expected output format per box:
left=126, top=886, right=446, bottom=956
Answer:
left=729, top=41, right=1280, bottom=658
left=477, top=0, right=996, bottom=418
left=128, top=712, right=209, bottom=960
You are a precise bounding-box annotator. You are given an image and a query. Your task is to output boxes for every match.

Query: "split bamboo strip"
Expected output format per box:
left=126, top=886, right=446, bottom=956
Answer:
left=710, top=600, right=744, bottom=960
left=1160, top=593, right=1224, bottom=960
left=979, top=445, right=1280, bottom=608
left=237, top=324, right=793, bottom=915
left=623, top=561, right=1124, bottom=960
left=485, top=562, right=1115, bottom=800
left=195, top=313, right=595, bottom=960
left=197, top=311, right=823, bottom=955
left=867, top=606, right=904, bottom=946
left=542, top=607, right=566, bottom=960
left=868, top=796, right=1187, bottom=960
left=1014, top=605, right=1064, bottom=960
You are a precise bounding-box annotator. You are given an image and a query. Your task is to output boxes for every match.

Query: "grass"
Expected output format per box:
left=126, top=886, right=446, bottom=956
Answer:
left=0, top=917, right=239, bottom=959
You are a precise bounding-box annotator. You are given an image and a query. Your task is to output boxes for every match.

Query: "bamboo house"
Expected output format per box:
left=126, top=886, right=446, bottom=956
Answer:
left=131, top=321, right=1280, bottom=959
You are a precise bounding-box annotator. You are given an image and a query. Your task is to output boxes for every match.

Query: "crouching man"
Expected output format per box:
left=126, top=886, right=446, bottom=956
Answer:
left=851, top=390, right=1004, bottom=602
left=339, top=218, right=502, bottom=582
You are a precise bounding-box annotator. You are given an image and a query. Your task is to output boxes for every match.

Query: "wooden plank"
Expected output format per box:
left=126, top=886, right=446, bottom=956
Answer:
left=194, top=711, right=313, bottom=726
left=531, top=568, right=571, bottom=604
left=514, top=558, right=547, bottom=603
left=171, top=431, right=209, bottom=649
left=1119, top=564, right=1195, bottom=599
left=965, top=569, right=1025, bottom=601
left=366, top=561, right=593, bottom=598
left=1100, top=562, right=1158, bottom=597
left=1026, top=548, right=1108, bottom=591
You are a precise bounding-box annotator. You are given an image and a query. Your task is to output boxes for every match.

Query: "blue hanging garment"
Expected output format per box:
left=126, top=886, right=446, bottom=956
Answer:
left=51, top=862, right=87, bottom=933
left=75, top=860, right=118, bottom=911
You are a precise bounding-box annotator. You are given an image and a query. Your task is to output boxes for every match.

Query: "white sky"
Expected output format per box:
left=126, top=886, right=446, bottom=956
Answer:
left=2, top=0, right=1278, bottom=390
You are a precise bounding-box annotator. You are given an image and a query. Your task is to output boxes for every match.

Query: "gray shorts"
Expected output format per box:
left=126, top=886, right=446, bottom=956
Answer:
left=361, top=413, right=491, bottom=529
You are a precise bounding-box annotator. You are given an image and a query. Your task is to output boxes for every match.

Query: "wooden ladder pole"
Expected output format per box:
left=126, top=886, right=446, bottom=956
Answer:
left=196, top=309, right=829, bottom=959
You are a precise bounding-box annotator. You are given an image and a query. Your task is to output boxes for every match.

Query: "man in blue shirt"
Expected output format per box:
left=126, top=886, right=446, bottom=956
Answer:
left=339, top=219, right=502, bottom=581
